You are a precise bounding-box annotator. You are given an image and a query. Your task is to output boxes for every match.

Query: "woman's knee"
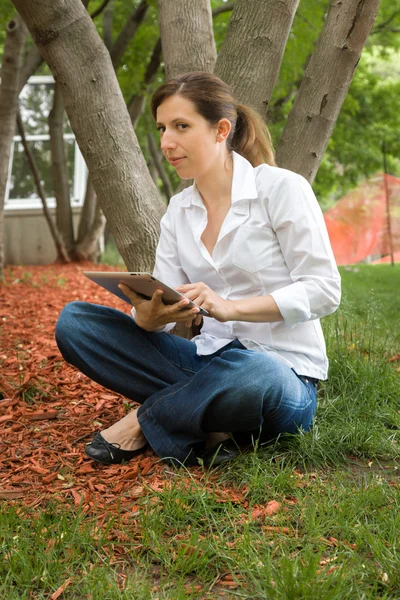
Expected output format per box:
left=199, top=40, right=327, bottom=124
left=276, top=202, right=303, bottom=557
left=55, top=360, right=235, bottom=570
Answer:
left=55, top=301, right=94, bottom=348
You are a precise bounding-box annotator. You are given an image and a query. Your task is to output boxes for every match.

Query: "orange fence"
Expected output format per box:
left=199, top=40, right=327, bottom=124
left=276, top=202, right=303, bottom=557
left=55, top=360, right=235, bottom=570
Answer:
left=324, top=173, right=400, bottom=265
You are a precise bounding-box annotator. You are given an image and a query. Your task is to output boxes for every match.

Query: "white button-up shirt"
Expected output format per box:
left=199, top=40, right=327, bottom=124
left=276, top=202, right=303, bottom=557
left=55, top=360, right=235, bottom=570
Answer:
left=135, top=151, right=341, bottom=380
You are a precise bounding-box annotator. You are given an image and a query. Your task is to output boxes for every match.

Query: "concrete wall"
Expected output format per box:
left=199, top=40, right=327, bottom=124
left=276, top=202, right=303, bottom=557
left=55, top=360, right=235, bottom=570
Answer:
left=4, top=206, right=82, bottom=265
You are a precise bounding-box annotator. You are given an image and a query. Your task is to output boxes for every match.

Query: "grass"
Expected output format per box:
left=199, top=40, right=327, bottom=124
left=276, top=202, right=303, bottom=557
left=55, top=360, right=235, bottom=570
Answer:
left=1, top=264, right=400, bottom=598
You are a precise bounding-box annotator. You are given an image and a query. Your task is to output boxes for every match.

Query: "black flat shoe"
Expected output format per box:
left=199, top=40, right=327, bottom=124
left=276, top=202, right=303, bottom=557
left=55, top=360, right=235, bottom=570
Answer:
left=85, top=432, right=147, bottom=465
left=201, top=438, right=240, bottom=468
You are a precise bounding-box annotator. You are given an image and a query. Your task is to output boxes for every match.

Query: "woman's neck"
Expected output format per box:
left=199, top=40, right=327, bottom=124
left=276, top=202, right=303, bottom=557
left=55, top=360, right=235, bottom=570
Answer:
left=195, top=152, right=234, bottom=210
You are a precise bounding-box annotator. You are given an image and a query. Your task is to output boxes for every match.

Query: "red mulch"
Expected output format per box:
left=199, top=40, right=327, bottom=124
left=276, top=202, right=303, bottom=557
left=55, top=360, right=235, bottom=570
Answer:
left=0, top=263, right=247, bottom=522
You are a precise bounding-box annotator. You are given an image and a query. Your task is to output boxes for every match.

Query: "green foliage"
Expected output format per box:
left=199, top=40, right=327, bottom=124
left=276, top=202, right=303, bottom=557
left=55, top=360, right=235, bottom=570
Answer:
left=2, top=0, right=400, bottom=207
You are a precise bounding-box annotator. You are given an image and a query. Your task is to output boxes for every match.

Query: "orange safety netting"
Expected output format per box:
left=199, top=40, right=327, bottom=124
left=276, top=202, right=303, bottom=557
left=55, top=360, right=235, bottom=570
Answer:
left=323, top=173, right=400, bottom=265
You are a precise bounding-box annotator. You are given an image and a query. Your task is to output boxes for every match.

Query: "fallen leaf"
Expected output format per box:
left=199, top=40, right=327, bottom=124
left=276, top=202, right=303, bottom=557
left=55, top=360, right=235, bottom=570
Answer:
left=251, top=507, right=264, bottom=520
left=265, top=500, right=281, bottom=516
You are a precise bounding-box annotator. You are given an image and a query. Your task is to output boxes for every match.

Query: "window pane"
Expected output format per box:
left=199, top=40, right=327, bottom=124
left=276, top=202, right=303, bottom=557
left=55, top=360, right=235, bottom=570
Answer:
left=20, top=82, right=54, bottom=136
left=19, top=81, right=73, bottom=136
left=8, top=139, right=75, bottom=200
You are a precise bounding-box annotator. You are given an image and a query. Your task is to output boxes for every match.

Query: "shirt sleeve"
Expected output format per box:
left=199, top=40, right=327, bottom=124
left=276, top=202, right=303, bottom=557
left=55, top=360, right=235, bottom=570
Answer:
left=131, top=198, right=190, bottom=333
left=267, top=171, right=341, bottom=328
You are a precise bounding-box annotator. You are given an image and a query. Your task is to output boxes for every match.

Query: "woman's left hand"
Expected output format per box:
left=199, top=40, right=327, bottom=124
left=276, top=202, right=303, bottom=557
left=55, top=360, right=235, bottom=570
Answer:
left=175, top=282, right=234, bottom=323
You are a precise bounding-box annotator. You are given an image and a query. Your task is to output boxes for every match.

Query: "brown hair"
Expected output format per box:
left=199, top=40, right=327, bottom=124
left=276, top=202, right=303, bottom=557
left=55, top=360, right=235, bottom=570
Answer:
left=150, top=72, right=275, bottom=167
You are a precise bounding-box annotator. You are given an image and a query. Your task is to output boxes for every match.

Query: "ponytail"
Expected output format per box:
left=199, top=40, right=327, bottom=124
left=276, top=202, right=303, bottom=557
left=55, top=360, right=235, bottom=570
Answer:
left=231, top=104, right=275, bottom=167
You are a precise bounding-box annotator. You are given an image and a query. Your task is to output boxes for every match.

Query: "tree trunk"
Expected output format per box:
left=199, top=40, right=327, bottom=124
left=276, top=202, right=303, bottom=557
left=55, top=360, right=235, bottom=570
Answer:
left=76, top=0, right=152, bottom=261
left=75, top=194, right=106, bottom=261
left=17, top=0, right=116, bottom=94
left=18, top=44, right=42, bottom=94
left=276, top=0, right=381, bottom=183
left=0, top=15, right=28, bottom=277
left=215, top=0, right=300, bottom=120
left=49, top=82, right=75, bottom=254
left=158, top=0, right=217, bottom=80
left=16, top=111, right=70, bottom=263
left=11, top=0, right=165, bottom=272
left=147, top=133, right=174, bottom=201
left=128, top=95, right=147, bottom=129
left=127, top=37, right=162, bottom=128
left=147, top=150, right=160, bottom=187
left=102, top=0, right=114, bottom=51
left=77, top=174, right=96, bottom=245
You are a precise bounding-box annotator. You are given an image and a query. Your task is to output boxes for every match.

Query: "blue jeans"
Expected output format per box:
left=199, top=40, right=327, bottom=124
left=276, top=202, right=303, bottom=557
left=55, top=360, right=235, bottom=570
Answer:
left=55, top=302, right=317, bottom=465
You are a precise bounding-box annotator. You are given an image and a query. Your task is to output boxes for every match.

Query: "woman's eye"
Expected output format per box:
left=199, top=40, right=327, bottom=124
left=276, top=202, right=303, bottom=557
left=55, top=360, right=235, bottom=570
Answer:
left=177, top=123, right=188, bottom=130
left=157, top=126, right=165, bottom=134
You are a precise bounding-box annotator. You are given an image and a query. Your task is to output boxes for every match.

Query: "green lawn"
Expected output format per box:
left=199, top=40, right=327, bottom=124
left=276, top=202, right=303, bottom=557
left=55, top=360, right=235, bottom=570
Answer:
left=1, top=264, right=400, bottom=599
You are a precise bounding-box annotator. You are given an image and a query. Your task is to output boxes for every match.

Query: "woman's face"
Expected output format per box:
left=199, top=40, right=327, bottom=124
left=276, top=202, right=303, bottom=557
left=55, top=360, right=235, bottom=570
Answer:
left=156, top=95, right=229, bottom=180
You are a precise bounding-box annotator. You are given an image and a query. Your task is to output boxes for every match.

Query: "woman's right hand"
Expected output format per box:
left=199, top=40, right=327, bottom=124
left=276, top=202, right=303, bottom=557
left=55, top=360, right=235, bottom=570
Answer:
left=118, top=283, right=202, bottom=331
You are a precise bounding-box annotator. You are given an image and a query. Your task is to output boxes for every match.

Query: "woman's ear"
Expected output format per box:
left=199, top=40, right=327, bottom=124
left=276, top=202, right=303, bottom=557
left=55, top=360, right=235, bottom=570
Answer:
left=216, top=118, right=231, bottom=142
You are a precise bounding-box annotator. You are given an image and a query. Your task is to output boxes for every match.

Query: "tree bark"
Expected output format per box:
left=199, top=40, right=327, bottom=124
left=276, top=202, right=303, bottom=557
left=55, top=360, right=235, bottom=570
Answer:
left=11, top=0, right=165, bottom=272
left=49, top=82, right=75, bottom=254
left=16, top=111, right=70, bottom=263
left=276, top=0, right=381, bottom=183
left=158, top=0, right=217, bottom=80
left=0, top=15, right=28, bottom=276
left=215, top=0, right=300, bottom=120
left=17, top=0, right=114, bottom=94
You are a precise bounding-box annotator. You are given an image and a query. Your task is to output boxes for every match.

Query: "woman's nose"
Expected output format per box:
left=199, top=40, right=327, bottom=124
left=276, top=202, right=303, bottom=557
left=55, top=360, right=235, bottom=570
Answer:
left=160, top=130, right=177, bottom=151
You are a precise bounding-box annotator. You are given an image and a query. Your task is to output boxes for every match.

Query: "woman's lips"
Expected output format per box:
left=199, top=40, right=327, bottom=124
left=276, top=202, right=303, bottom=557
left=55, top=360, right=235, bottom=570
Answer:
left=169, top=157, right=185, bottom=166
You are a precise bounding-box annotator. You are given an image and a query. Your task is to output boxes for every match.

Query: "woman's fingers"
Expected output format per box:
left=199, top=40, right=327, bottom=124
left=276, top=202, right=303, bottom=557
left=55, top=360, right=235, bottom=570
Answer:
left=176, top=307, right=200, bottom=322
left=194, top=314, right=203, bottom=326
left=118, top=283, right=142, bottom=304
left=151, top=289, right=164, bottom=305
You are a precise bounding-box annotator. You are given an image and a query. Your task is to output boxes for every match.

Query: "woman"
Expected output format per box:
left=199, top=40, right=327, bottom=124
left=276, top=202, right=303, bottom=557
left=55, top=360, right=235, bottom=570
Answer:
left=55, top=72, right=341, bottom=467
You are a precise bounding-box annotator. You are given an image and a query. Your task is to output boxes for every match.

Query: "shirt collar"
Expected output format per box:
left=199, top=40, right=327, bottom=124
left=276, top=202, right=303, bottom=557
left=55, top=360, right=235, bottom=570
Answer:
left=180, top=151, right=258, bottom=208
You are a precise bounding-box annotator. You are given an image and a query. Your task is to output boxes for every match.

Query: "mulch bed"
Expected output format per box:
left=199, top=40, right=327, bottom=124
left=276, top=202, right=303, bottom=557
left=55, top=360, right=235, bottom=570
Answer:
left=0, top=263, right=246, bottom=523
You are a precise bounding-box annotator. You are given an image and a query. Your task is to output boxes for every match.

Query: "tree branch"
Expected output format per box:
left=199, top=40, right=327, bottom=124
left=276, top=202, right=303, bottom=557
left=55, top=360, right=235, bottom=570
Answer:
left=16, top=110, right=70, bottom=263
left=110, top=0, right=149, bottom=68
left=212, top=2, right=235, bottom=17
left=372, top=9, right=400, bottom=32
left=90, top=0, right=113, bottom=19
left=102, top=0, right=114, bottom=51
left=371, top=26, right=400, bottom=34
left=295, top=10, right=317, bottom=30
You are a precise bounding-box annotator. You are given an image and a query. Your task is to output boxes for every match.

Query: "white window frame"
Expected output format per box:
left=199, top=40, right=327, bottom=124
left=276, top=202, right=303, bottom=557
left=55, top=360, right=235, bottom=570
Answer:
left=5, top=75, right=88, bottom=211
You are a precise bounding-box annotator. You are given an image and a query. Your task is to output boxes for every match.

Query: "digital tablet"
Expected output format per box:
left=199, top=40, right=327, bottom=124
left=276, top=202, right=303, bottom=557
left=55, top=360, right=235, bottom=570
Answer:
left=83, top=271, right=209, bottom=316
